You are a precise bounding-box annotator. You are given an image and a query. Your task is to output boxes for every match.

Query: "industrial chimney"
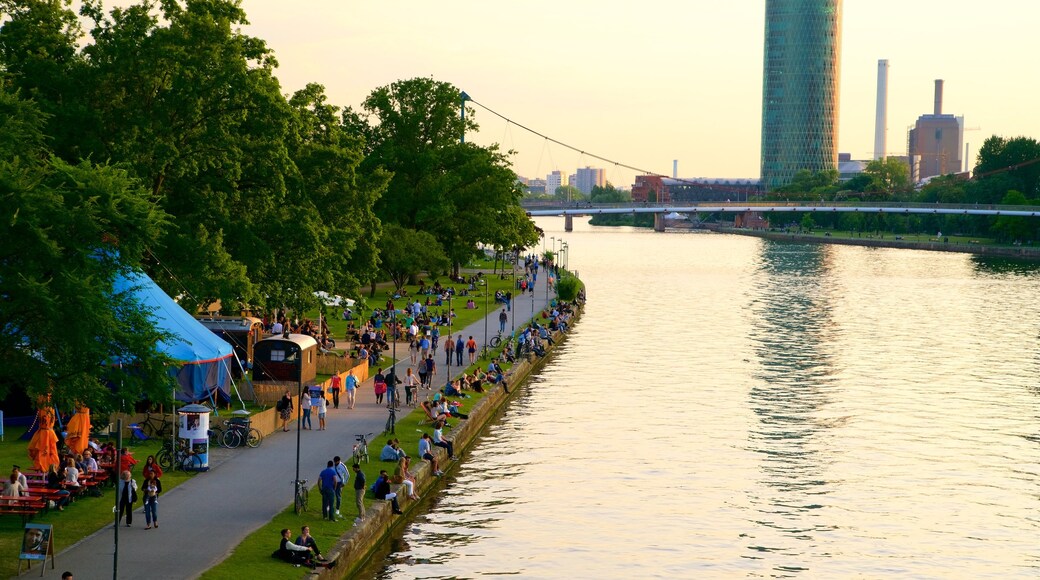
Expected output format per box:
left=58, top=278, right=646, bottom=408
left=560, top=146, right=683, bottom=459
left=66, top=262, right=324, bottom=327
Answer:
left=934, top=79, right=944, bottom=115
left=673, top=160, right=678, bottom=179
left=874, top=59, right=889, bottom=159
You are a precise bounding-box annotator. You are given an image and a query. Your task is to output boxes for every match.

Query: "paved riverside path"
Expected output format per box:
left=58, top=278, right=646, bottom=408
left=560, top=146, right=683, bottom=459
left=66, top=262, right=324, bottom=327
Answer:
left=51, top=269, right=554, bottom=580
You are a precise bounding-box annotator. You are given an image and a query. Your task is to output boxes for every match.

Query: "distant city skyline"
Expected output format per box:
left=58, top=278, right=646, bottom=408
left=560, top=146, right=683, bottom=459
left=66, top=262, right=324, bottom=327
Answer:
left=95, top=0, right=1039, bottom=187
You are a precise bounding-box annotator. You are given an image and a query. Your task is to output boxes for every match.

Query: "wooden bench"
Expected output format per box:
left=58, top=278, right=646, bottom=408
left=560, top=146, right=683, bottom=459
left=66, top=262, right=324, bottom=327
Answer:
left=0, top=497, right=47, bottom=522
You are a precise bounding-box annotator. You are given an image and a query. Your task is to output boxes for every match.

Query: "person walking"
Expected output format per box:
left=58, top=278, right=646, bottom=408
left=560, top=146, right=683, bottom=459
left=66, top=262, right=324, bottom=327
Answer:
left=329, top=373, right=342, bottom=409
left=499, top=309, right=508, bottom=333
left=352, top=463, right=366, bottom=524
left=466, top=336, right=477, bottom=364
left=318, top=460, right=339, bottom=521
left=344, top=371, right=358, bottom=409
left=118, top=470, right=137, bottom=527
left=317, top=391, right=328, bottom=430
left=278, top=390, right=293, bottom=431
left=424, top=354, right=436, bottom=389
left=143, top=473, right=161, bottom=529
left=333, top=456, right=348, bottom=517
left=300, top=390, right=312, bottom=430
left=444, top=335, right=455, bottom=365
left=455, top=335, right=464, bottom=366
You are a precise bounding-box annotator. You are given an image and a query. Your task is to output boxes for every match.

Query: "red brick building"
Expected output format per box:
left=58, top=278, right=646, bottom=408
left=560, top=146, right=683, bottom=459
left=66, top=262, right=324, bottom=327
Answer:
left=631, top=175, right=670, bottom=202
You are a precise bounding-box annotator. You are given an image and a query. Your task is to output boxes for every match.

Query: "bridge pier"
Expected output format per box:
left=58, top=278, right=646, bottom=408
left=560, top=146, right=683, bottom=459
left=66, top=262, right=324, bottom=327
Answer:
left=654, top=213, right=666, bottom=232
left=564, top=214, right=573, bottom=232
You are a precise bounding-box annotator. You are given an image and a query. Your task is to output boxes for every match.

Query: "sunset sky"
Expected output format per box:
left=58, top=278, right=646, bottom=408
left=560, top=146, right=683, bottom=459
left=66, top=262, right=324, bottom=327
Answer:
left=105, top=1, right=1040, bottom=187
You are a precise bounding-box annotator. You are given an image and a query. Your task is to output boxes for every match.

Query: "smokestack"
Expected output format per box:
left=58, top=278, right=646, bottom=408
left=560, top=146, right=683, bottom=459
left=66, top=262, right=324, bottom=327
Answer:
left=934, top=79, right=944, bottom=115
left=672, top=160, right=678, bottom=178
left=874, top=59, right=889, bottom=160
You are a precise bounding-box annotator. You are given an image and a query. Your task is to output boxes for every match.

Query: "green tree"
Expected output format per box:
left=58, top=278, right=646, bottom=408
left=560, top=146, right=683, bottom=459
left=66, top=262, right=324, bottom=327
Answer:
left=350, top=77, right=535, bottom=273
left=590, top=183, right=631, bottom=203
left=861, top=158, right=911, bottom=195
left=379, top=224, right=449, bottom=290
left=800, top=213, right=816, bottom=232
left=556, top=276, right=581, bottom=301
left=975, top=135, right=1040, bottom=196
left=0, top=88, right=175, bottom=410
left=554, top=185, right=584, bottom=201
left=991, top=190, right=1038, bottom=242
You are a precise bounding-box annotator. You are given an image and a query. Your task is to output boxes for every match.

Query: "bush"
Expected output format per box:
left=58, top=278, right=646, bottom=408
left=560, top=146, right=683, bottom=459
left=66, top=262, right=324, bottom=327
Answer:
left=556, top=276, right=581, bottom=301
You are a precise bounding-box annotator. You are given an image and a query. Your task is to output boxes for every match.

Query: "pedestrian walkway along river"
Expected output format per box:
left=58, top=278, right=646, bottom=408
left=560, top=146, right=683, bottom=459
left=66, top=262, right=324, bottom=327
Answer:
left=52, top=270, right=557, bottom=580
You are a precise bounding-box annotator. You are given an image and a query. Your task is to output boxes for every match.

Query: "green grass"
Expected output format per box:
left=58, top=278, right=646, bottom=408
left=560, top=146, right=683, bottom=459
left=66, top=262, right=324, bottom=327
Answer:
left=0, top=426, right=200, bottom=578
left=202, top=337, right=523, bottom=579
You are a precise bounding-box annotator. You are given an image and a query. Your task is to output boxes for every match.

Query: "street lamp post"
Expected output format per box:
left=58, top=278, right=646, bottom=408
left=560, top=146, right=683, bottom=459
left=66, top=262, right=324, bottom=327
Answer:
left=446, top=291, right=452, bottom=377
left=483, top=279, right=489, bottom=357
left=293, top=341, right=302, bottom=508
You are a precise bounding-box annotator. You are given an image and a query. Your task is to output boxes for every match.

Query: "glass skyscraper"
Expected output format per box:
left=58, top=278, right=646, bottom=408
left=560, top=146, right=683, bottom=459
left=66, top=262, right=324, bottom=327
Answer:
left=760, top=0, right=842, bottom=191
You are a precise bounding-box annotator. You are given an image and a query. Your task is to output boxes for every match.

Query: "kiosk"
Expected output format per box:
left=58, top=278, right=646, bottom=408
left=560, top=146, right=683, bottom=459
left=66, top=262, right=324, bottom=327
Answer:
left=177, top=404, right=211, bottom=471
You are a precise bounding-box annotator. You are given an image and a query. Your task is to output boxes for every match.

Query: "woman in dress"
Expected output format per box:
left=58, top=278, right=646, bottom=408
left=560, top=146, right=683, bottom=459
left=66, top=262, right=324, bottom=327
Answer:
left=373, top=368, right=387, bottom=405
left=408, top=338, right=419, bottom=364
left=279, top=390, right=294, bottom=432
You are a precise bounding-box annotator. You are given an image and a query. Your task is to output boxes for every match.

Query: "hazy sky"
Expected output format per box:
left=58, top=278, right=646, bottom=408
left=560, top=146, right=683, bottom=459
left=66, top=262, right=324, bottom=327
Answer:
left=104, top=1, right=1040, bottom=186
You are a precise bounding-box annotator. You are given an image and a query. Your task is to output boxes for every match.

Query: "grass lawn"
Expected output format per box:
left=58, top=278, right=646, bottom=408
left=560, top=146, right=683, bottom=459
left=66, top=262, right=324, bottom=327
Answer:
left=201, top=341, right=520, bottom=579
left=309, top=270, right=539, bottom=349
left=0, top=426, right=200, bottom=578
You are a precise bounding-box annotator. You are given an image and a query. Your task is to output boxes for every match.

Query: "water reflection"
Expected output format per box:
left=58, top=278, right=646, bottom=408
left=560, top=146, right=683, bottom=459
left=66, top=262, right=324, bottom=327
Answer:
left=744, top=241, right=842, bottom=575
left=971, top=255, right=1040, bottom=278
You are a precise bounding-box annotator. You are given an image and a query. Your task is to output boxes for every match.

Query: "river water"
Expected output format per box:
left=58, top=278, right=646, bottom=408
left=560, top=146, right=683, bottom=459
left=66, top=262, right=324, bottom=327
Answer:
left=362, top=218, right=1040, bottom=579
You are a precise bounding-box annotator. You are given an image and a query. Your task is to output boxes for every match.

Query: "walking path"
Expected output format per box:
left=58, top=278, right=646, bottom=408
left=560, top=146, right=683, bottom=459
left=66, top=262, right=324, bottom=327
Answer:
left=49, top=269, right=554, bottom=579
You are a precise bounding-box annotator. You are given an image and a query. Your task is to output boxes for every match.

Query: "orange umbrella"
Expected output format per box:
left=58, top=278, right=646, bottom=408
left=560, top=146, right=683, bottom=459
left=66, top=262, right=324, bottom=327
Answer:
left=27, top=407, right=60, bottom=472
left=65, top=407, right=92, bottom=455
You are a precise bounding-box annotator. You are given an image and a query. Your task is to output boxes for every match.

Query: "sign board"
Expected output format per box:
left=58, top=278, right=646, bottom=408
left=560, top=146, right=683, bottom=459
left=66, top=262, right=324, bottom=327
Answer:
left=18, top=523, right=55, bottom=575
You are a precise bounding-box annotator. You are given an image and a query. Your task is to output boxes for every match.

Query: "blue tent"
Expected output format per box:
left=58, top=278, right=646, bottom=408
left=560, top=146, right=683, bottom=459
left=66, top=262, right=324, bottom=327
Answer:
left=112, top=270, right=233, bottom=402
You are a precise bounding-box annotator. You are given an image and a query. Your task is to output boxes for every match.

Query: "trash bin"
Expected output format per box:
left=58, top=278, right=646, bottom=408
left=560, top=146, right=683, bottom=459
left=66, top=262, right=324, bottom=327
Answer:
left=177, top=404, right=211, bottom=471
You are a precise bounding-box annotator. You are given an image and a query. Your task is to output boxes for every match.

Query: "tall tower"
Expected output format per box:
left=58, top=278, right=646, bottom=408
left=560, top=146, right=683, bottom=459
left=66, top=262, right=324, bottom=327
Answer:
left=760, top=0, right=843, bottom=190
left=874, top=59, right=889, bottom=160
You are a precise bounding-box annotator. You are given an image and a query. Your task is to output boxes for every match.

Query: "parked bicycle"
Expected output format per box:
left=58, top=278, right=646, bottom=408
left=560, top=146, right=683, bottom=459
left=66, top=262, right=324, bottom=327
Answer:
left=157, top=439, right=202, bottom=471
left=222, top=419, right=262, bottom=449
left=139, top=411, right=172, bottom=439
left=352, top=433, right=372, bottom=464
left=292, top=479, right=309, bottom=515
left=489, top=332, right=504, bottom=348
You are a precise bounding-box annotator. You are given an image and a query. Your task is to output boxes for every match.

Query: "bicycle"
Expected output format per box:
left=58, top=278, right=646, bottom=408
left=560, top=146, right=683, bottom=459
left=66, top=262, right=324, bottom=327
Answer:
left=139, top=411, right=172, bottom=439
left=384, top=404, right=397, bottom=435
left=222, top=420, right=262, bottom=449
left=292, top=479, right=309, bottom=515
left=489, top=332, right=504, bottom=348
left=157, top=440, right=203, bottom=472
left=352, top=433, right=372, bottom=464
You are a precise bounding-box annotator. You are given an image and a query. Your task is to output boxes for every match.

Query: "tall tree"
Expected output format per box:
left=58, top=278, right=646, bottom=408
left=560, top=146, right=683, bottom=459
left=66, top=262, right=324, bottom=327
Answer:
left=349, top=77, right=537, bottom=272
left=0, top=88, right=175, bottom=410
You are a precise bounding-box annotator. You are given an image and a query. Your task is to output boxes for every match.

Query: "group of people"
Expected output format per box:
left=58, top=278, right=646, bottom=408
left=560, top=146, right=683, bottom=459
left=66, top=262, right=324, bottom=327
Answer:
left=115, top=454, right=163, bottom=529
left=276, top=372, right=362, bottom=432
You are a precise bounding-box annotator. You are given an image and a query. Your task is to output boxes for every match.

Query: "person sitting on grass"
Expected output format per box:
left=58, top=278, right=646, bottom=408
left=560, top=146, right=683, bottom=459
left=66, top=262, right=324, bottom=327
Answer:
left=275, top=528, right=334, bottom=569
left=421, top=401, right=450, bottom=425
left=437, top=398, right=468, bottom=420
left=380, top=439, right=407, bottom=462
left=433, top=420, right=457, bottom=460
left=295, top=526, right=323, bottom=560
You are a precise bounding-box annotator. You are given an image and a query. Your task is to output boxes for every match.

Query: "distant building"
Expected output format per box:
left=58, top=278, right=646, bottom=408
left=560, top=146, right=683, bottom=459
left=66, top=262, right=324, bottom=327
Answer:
left=662, top=178, right=763, bottom=202
left=546, top=170, right=566, bottom=197
left=574, top=167, right=605, bottom=195
left=760, top=0, right=843, bottom=190
left=525, top=178, right=546, bottom=196
left=632, top=175, right=670, bottom=202
left=908, top=80, right=962, bottom=182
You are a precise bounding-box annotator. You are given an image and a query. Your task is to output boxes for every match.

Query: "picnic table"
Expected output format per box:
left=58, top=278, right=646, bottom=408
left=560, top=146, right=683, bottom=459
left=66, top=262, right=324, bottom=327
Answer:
left=0, top=496, right=48, bottom=522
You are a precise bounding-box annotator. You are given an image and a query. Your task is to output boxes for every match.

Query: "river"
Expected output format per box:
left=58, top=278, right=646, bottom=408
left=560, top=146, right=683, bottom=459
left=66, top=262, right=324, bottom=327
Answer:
left=360, top=218, right=1040, bottom=579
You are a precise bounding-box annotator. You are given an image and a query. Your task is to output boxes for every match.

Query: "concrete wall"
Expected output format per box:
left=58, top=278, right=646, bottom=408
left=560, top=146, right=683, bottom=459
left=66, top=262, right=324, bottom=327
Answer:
left=308, top=307, right=583, bottom=580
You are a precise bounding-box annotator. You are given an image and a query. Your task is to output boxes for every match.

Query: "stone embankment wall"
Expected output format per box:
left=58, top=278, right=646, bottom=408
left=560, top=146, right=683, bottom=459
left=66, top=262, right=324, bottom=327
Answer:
left=716, top=227, right=1040, bottom=259
left=309, top=305, right=583, bottom=580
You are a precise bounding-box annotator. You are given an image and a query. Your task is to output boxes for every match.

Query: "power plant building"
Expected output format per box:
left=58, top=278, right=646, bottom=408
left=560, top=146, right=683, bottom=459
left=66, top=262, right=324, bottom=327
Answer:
left=908, top=80, right=963, bottom=182
left=760, top=0, right=843, bottom=190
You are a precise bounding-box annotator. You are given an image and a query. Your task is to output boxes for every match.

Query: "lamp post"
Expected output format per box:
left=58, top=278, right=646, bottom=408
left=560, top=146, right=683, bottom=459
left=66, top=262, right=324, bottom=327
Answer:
left=388, top=308, right=397, bottom=433
left=446, top=290, right=452, bottom=377
left=483, top=278, right=489, bottom=358
left=293, top=340, right=302, bottom=509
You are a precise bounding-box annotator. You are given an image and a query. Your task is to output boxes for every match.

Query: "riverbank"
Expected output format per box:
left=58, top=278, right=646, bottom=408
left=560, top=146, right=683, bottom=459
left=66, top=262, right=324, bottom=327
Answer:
left=710, top=226, right=1040, bottom=260
left=309, top=303, right=582, bottom=579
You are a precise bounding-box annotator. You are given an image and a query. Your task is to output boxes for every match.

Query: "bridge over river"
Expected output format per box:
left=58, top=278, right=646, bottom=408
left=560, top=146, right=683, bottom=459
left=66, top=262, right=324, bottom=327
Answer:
left=520, top=201, right=1040, bottom=231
